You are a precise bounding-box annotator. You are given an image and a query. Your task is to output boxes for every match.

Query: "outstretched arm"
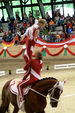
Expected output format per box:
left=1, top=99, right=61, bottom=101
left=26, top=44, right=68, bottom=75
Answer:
left=24, top=60, right=31, bottom=70
left=20, top=37, right=27, bottom=45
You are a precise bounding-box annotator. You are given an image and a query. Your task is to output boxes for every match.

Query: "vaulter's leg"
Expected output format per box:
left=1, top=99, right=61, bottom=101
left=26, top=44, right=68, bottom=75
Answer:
left=13, top=106, right=19, bottom=113
left=17, top=79, right=31, bottom=102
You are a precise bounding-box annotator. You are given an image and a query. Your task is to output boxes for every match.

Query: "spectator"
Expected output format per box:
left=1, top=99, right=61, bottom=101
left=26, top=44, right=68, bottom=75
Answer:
left=8, top=20, right=13, bottom=32
left=23, top=21, right=27, bottom=29
left=55, top=32, right=61, bottom=42
left=14, top=33, right=19, bottom=45
left=72, top=20, right=75, bottom=31
left=59, top=15, right=64, bottom=26
left=49, top=19, right=55, bottom=31
left=68, top=26, right=72, bottom=34
left=16, top=13, right=20, bottom=21
left=66, top=21, right=72, bottom=32
left=54, top=13, right=60, bottom=25
left=21, top=29, right=25, bottom=35
left=13, top=20, right=18, bottom=30
left=0, top=27, right=2, bottom=33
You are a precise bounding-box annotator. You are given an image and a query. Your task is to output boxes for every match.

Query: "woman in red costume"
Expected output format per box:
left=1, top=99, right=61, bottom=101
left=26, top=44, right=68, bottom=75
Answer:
left=17, top=51, right=43, bottom=106
left=20, top=18, right=46, bottom=63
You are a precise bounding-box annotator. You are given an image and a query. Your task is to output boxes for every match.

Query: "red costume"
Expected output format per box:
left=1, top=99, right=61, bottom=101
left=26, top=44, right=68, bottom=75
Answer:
left=23, top=38, right=36, bottom=63
left=21, top=20, right=39, bottom=63
left=17, top=20, right=40, bottom=103
left=21, top=19, right=39, bottom=44
left=17, top=59, right=43, bottom=102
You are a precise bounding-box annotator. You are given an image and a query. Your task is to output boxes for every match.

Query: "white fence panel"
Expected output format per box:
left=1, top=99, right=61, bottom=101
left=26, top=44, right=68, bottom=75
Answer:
left=0, top=71, right=5, bottom=76
left=54, top=63, right=75, bottom=70
left=16, top=68, right=25, bottom=74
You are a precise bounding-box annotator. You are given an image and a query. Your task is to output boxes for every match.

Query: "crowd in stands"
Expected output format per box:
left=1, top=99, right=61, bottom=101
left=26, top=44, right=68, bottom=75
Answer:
left=42, top=12, right=75, bottom=42
left=0, top=11, right=75, bottom=44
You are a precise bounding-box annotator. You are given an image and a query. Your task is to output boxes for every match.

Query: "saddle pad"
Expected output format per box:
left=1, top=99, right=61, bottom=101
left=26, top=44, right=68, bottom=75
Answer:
left=10, top=79, right=30, bottom=95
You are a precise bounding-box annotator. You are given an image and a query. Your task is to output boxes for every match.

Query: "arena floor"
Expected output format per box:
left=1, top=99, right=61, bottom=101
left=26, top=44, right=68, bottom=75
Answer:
left=0, top=45, right=75, bottom=113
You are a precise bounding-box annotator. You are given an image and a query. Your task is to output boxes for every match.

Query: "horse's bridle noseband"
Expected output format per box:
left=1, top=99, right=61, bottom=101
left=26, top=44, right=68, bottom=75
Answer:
left=48, top=81, right=63, bottom=102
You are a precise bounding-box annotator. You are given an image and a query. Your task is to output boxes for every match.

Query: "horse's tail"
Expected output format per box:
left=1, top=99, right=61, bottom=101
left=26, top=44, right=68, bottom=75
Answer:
left=0, top=80, right=11, bottom=113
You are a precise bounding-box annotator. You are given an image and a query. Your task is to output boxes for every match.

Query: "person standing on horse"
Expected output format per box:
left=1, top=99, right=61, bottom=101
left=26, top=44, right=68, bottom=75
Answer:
left=20, top=18, right=46, bottom=45
left=17, top=51, right=43, bottom=106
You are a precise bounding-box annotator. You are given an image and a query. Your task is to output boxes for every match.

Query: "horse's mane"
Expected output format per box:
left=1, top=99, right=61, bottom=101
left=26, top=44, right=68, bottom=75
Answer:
left=32, top=77, right=57, bottom=87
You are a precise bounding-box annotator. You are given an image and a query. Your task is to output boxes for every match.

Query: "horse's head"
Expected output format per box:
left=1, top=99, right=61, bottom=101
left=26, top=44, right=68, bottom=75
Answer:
left=48, top=80, right=66, bottom=107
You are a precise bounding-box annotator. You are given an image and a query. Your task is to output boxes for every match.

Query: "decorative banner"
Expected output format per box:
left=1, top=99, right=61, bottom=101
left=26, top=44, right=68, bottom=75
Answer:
left=2, top=40, right=14, bottom=47
left=42, top=48, right=46, bottom=56
left=67, top=48, right=75, bottom=55
left=0, top=49, right=4, bottom=56
left=6, top=49, right=23, bottom=57
left=0, top=35, right=75, bottom=58
left=64, top=48, right=67, bottom=56
left=3, top=49, right=6, bottom=57
left=3, top=47, right=7, bottom=57
left=36, top=35, right=75, bottom=48
left=64, top=45, right=68, bottom=56
left=0, top=45, right=75, bottom=57
left=45, top=47, right=64, bottom=56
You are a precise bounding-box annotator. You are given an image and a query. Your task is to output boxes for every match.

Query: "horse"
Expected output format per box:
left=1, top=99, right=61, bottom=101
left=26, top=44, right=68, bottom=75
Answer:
left=0, top=77, right=65, bottom=113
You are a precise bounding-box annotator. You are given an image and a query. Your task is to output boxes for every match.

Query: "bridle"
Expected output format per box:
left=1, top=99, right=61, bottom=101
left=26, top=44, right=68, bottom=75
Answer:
left=48, top=83, right=61, bottom=102
left=29, top=81, right=63, bottom=103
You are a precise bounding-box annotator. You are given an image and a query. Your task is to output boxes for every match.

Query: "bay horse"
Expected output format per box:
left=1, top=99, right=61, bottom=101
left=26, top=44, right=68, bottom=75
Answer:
left=0, top=77, right=65, bottom=113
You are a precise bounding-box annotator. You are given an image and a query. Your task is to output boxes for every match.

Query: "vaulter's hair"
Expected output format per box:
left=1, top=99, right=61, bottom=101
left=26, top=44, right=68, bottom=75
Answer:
left=35, top=50, right=42, bottom=60
left=38, top=18, right=46, bottom=26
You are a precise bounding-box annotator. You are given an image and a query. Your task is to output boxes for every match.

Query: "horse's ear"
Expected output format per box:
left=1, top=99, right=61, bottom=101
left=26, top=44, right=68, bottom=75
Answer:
left=64, top=80, right=66, bottom=84
left=62, top=80, right=67, bottom=85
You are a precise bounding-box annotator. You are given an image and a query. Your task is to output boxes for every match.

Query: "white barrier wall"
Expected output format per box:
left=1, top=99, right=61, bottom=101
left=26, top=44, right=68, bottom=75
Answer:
left=0, top=71, right=5, bottom=76
left=16, top=68, right=25, bottom=74
left=54, top=63, right=75, bottom=70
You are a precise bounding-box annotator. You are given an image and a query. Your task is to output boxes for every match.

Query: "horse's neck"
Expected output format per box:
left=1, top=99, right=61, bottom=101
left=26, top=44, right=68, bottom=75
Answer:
left=33, top=78, right=57, bottom=96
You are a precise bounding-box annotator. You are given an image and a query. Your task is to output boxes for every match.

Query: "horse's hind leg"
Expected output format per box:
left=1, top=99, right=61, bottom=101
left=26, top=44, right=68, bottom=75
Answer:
left=0, top=102, right=10, bottom=113
left=0, top=81, right=11, bottom=113
left=13, top=107, right=19, bottom=113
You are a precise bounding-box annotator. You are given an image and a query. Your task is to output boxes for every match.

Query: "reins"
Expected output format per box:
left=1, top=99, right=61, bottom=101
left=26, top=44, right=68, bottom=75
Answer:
left=29, top=83, right=59, bottom=102
left=29, top=87, right=46, bottom=98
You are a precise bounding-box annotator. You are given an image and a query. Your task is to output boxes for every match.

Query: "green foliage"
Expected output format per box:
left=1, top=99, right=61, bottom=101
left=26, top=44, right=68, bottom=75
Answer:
left=42, top=0, right=50, bottom=3
left=33, top=6, right=41, bottom=18
left=42, top=48, right=46, bottom=57
left=42, top=29, right=48, bottom=36
left=12, top=1, right=20, bottom=6
left=32, top=0, right=37, bottom=4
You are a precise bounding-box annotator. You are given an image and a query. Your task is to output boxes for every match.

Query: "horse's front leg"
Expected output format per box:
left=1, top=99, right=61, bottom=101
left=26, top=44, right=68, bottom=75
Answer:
left=36, top=111, right=45, bottom=113
left=25, top=108, right=34, bottom=113
left=13, top=107, right=19, bottom=113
